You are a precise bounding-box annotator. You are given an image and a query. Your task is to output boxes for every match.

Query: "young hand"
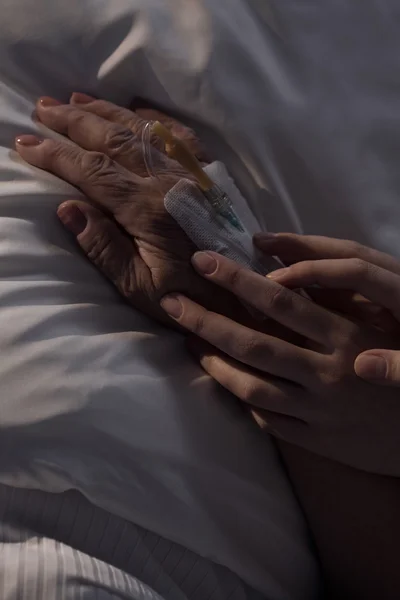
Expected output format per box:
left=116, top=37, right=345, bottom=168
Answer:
left=256, top=233, right=400, bottom=386
left=160, top=250, right=400, bottom=476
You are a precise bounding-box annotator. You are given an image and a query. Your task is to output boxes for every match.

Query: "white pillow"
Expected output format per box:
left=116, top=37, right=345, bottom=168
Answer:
left=0, top=1, right=319, bottom=599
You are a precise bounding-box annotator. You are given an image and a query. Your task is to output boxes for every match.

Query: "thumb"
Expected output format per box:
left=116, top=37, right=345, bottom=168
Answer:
left=354, top=350, right=400, bottom=386
left=57, top=200, right=138, bottom=289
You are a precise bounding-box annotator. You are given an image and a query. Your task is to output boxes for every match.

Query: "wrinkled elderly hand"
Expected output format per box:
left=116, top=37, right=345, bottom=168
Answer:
left=161, top=250, right=400, bottom=475
left=15, top=94, right=243, bottom=325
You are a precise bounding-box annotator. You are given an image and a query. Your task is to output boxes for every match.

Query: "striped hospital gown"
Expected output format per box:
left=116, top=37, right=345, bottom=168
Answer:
left=0, top=484, right=263, bottom=600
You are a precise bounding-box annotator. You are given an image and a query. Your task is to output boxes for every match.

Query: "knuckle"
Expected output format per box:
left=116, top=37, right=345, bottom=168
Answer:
left=86, top=229, right=115, bottom=270
left=345, top=239, right=382, bottom=266
left=349, top=257, right=368, bottom=274
left=265, top=283, right=291, bottom=312
left=90, top=99, right=110, bottom=112
left=234, top=335, right=267, bottom=363
left=66, top=110, right=88, bottom=137
left=81, top=151, right=112, bottom=179
left=317, top=342, right=361, bottom=390
left=345, top=239, right=367, bottom=258
left=316, top=359, right=343, bottom=389
left=241, top=380, right=261, bottom=405
left=86, top=99, right=116, bottom=120
left=191, top=311, right=207, bottom=336
left=79, top=151, right=135, bottom=198
left=348, top=257, right=376, bottom=281
left=225, top=264, right=244, bottom=290
left=103, top=126, right=136, bottom=158
left=329, top=319, right=362, bottom=351
left=47, top=140, right=78, bottom=168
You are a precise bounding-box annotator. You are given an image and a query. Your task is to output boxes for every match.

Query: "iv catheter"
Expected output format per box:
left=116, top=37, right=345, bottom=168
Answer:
left=151, top=121, right=244, bottom=232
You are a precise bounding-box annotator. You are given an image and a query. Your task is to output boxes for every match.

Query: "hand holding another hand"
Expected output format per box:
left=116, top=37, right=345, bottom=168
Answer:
left=161, top=248, right=400, bottom=475
left=257, top=233, right=400, bottom=386
left=17, top=94, right=400, bottom=476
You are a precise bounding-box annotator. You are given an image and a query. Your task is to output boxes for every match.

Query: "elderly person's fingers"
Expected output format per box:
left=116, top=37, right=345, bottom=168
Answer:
left=68, top=95, right=150, bottom=138
left=254, top=232, right=400, bottom=275
left=269, top=258, right=400, bottom=321
left=15, top=135, right=144, bottom=214
left=187, top=251, right=344, bottom=345
left=134, top=107, right=210, bottom=163
left=70, top=93, right=209, bottom=161
left=56, top=199, right=165, bottom=320
left=354, top=350, right=400, bottom=385
left=57, top=198, right=244, bottom=325
left=34, top=98, right=172, bottom=177
left=57, top=199, right=136, bottom=281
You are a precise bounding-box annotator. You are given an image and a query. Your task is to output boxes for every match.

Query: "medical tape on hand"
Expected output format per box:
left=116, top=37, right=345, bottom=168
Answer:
left=164, top=161, right=279, bottom=275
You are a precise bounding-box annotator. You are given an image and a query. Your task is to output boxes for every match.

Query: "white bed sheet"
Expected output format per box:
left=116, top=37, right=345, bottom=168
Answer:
left=3, top=0, right=398, bottom=597
left=0, top=2, right=322, bottom=600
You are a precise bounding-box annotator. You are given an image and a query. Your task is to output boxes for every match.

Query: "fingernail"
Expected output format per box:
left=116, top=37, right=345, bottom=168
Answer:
left=354, top=355, right=388, bottom=381
left=15, top=135, right=43, bottom=147
left=267, top=268, right=287, bottom=280
left=57, top=203, right=87, bottom=236
left=70, top=92, right=95, bottom=104
left=39, top=96, right=62, bottom=108
left=160, top=295, right=183, bottom=319
left=192, top=252, right=217, bottom=275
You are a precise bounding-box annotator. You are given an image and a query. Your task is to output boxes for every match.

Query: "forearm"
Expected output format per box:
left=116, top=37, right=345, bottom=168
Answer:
left=278, top=441, right=400, bottom=600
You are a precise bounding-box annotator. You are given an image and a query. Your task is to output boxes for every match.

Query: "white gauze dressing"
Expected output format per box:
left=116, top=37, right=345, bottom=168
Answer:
left=164, top=162, right=281, bottom=274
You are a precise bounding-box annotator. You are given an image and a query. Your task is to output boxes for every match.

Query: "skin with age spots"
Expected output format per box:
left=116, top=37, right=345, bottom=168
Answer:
left=14, top=95, right=307, bottom=345
left=15, top=95, right=249, bottom=326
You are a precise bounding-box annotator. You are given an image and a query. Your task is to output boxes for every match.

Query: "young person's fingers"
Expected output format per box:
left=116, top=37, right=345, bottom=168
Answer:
left=254, top=233, right=400, bottom=275
left=189, top=251, right=345, bottom=346
left=355, top=350, right=400, bottom=386
left=269, top=258, right=400, bottom=320
left=187, top=338, right=309, bottom=418
left=160, top=294, right=318, bottom=386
